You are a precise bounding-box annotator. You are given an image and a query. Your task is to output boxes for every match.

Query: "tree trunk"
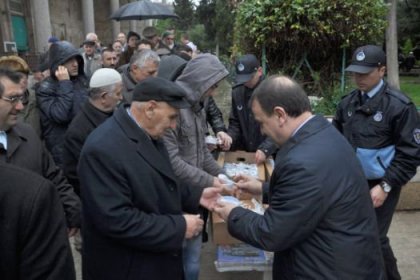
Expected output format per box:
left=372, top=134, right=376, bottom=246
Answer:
left=386, top=0, right=400, bottom=89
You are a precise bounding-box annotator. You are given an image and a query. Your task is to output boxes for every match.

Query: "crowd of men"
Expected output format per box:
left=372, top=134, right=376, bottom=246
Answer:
left=0, top=24, right=419, bottom=280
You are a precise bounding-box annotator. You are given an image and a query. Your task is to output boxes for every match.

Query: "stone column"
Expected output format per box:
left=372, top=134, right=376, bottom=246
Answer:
left=82, top=0, right=95, bottom=35
left=32, top=0, right=52, bottom=52
left=110, top=0, right=120, bottom=40
left=129, top=20, right=137, bottom=33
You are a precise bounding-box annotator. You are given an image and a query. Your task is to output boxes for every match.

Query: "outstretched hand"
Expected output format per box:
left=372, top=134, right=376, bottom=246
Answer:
left=214, top=200, right=237, bottom=221
left=200, top=187, right=222, bottom=211
left=233, top=174, right=263, bottom=197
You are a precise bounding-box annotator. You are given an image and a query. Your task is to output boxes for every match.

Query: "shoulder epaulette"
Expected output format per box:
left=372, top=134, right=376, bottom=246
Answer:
left=385, top=87, right=412, bottom=105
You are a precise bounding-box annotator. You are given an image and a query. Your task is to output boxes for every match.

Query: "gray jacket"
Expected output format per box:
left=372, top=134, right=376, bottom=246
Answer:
left=120, top=64, right=137, bottom=104
left=163, top=54, right=229, bottom=189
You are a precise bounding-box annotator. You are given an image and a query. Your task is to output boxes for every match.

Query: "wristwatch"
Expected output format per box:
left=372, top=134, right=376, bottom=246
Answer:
left=380, top=181, right=392, bottom=193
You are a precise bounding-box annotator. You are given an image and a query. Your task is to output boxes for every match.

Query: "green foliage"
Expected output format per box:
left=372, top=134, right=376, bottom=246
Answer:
left=397, top=1, right=420, bottom=45
left=196, top=0, right=235, bottom=55
left=188, top=24, right=214, bottom=52
left=173, top=0, right=195, bottom=31
left=155, top=19, right=174, bottom=36
left=233, top=0, right=387, bottom=95
left=214, top=0, right=235, bottom=54
left=312, top=86, right=343, bottom=116
left=400, top=76, right=420, bottom=106
left=402, top=38, right=414, bottom=55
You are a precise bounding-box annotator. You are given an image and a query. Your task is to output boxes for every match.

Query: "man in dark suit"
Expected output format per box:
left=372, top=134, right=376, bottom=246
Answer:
left=214, top=75, right=385, bottom=279
left=0, top=162, right=75, bottom=280
left=0, top=68, right=80, bottom=234
left=78, top=77, right=221, bottom=280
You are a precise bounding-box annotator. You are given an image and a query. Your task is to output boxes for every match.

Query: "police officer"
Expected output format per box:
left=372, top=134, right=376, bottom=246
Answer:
left=226, top=54, right=277, bottom=164
left=333, top=45, right=420, bottom=280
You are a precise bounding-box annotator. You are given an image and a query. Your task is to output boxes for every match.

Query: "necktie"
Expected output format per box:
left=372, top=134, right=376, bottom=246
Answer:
left=360, top=93, right=369, bottom=105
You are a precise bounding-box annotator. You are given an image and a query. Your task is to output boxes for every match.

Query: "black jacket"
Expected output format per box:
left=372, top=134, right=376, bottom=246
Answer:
left=36, top=41, right=89, bottom=167
left=63, top=101, right=112, bottom=196
left=228, top=116, right=385, bottom=279
left=333, top=82, right=420, bottom=188
left=205, top=96, right=226, bottom=134
left=0, top=122, right=81, bottom=228
left=79, top=106, right=203, bottom=280
left=227, top=82, right=277, bottom=155
left=0, top=162, right=75, bottom=280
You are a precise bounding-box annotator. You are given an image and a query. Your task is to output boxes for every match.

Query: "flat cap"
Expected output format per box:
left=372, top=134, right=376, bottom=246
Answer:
left=132, top=77, right=190, bottom=109
left=83, top=40, right=96, bottom=46
left=346, top=45, right=386, bottom=74
left=89, top=68, right=122, bottom=88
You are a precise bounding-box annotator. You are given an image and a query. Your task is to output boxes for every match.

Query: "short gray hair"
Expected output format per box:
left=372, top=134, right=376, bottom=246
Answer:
left=130, top=49, right=160, bottom=68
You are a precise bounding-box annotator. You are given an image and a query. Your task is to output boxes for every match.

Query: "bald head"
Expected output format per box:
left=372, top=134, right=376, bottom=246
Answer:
left=252, top=75, right=311, bottom=117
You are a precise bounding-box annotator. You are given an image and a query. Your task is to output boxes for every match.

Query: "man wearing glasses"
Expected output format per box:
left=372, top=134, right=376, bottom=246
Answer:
left=0, top=68, right=81, bottom=237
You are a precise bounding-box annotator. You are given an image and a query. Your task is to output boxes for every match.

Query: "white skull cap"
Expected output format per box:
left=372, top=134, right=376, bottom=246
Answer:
left=89, top=68, right=122, bottom=88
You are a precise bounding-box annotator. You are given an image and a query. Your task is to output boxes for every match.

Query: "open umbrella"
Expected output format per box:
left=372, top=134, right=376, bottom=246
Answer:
left=110, top=0, right=179, bottom=21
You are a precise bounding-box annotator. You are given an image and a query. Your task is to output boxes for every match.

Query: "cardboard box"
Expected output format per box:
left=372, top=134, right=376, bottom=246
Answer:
left=212, top=199, right=264, bottom=245
left=212, top=151, right=274, bottom=245
left=217, top=151, right=273, bottom=199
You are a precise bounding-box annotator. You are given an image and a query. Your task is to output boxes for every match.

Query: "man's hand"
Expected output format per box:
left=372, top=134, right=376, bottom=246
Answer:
left=255, top=150, right=267, bottom=164
left=55, top=66, right=70, bottom=81
left=200, top=187, right=222, bottom=211
left=212, top=176, right=232, bottom=194
left=183, top=214, right=204, bottom=239
left=67, top=227, right=79, bottom=237
left=217, top=131, right=232, bottom=151
left=214, top=200, right=237, bottom=221
left=370, top=184, right=388, bottom=208
left=206, top=143, right=217, bottom=152
left=233, top=174, right=263, bottom=197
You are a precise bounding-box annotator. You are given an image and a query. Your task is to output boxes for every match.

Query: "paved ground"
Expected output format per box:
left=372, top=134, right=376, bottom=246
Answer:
left=72, top=210, right=420, bottom=280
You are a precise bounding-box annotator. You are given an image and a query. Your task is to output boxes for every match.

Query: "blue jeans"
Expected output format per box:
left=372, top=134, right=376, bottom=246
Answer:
left=183, top=233, right=202, bottom=280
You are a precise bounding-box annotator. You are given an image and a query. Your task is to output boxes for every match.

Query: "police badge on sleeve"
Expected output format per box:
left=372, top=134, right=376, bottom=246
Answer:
left=414, top=128, right=420, bottom=144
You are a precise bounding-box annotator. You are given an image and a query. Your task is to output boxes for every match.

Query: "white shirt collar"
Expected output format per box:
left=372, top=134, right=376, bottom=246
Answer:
left=0, top=131, right=7, bottom=150
left=365, top=79, right=384, bottom=98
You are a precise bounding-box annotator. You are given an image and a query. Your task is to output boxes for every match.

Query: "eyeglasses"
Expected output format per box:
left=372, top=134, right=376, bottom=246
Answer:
left=1, top=95, right=25, bottom=105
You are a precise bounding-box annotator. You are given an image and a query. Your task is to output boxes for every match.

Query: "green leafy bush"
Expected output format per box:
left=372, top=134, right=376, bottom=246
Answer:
left=233, top=0, right=387, bottom=95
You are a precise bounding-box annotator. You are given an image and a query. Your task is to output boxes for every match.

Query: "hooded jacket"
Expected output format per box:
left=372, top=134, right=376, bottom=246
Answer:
left=163, top=54, right=228, bottom=189
left=36, top=41, right=89, bottom=167
left=158, top=55, right=226, bottom=135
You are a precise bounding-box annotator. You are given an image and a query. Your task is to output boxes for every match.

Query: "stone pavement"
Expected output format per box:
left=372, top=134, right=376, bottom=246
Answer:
left=72, top=210, right=420, bottom=280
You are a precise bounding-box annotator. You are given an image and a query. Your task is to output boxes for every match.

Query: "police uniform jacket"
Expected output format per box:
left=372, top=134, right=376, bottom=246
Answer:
left=333, top=82, right=420, bottom=188
left=227, top=81, right=277, bottom=156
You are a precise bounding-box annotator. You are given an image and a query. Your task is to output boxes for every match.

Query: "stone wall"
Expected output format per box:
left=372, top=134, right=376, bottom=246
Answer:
left=49, top=0, right=84, bottom=47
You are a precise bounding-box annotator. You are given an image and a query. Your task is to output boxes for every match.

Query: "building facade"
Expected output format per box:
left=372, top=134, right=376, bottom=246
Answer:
left=0, top=0, right=169, bottom=56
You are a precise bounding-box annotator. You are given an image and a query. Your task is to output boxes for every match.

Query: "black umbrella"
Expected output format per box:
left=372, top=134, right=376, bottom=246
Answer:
left=110, top=0, right=179, bottom=21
